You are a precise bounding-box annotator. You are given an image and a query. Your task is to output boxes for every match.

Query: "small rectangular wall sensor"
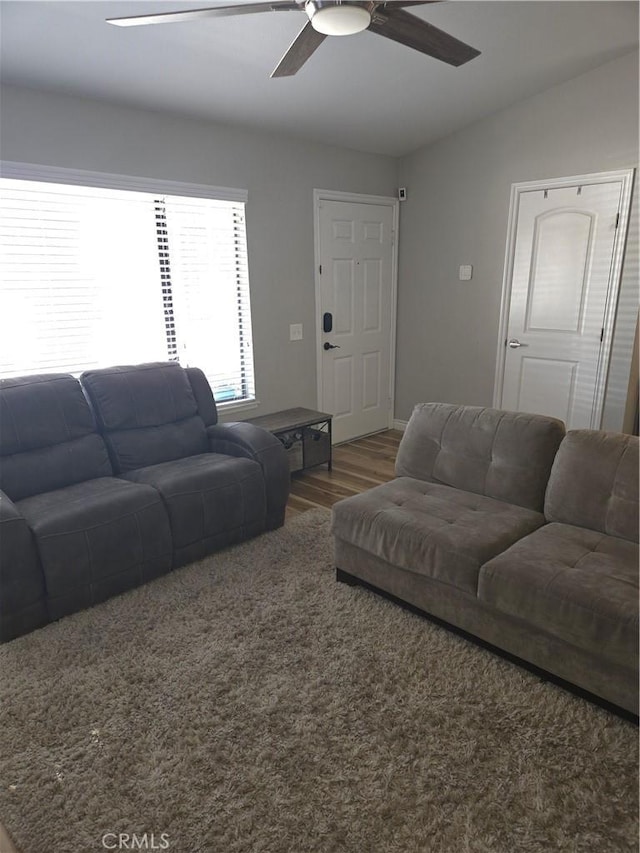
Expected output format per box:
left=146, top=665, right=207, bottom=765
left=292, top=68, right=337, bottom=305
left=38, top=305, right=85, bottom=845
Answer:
left=459, top=265, right=473, bottom=281
left=398, top=187, right=407, bottom=201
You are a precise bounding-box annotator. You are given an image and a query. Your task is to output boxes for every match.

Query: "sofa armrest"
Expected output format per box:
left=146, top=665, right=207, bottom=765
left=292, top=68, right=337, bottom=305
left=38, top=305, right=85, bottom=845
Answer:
left=0, top=490, right=48, bottom=640
left=207, top=423, right=290, bottom=529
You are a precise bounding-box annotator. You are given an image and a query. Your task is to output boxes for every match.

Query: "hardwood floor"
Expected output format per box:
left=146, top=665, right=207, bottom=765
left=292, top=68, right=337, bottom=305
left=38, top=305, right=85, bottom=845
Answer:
left=285, top=429, right=402, bottom=520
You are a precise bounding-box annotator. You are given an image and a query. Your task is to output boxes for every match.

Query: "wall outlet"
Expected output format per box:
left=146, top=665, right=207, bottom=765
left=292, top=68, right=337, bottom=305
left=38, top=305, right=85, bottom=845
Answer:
left=459, top=265, right=473, bottom=281
left=289, top=323, right=303, bottom=341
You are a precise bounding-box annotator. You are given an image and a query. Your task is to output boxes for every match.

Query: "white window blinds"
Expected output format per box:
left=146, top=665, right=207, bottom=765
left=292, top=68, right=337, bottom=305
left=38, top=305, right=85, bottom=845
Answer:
left=0, top=175, right=255, bottom=405
left=161, top=195, right=254, bottom=403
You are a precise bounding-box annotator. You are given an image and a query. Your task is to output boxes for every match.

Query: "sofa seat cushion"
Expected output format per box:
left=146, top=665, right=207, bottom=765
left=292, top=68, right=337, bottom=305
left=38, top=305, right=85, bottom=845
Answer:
left=331, top=477, right=545, bottom=595
left=123, top=453, right=267, bottom=553
left=478, top=523, right=639, bottom=669
left=17, top=478, right=172, bottom=620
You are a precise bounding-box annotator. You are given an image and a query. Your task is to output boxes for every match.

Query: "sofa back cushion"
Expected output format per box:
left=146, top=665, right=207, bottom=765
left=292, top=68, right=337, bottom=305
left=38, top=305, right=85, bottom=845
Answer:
left=184, top=367, right=218, bottom=427
left=81, top=362, right=209, bottom=473
left=395, top=403, right=566, bottom=512
left=545, top=430, right=639, bottom=542
left=0, top=374, right=112, bottom=501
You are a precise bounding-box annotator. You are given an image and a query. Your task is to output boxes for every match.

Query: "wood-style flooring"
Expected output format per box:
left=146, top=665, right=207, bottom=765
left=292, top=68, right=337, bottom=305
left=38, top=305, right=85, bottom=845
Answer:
left=286, top=429, right=402, bottom=520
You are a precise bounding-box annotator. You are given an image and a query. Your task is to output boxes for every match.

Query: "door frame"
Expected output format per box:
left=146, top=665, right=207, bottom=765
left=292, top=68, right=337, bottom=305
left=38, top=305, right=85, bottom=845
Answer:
left=313, top=188, right=400, bottom=436
left=492, top=168, right=635, bottom=428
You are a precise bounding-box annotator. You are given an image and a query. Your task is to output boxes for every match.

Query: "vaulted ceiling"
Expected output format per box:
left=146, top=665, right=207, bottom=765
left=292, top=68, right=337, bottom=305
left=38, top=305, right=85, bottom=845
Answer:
left=1, top=1, right=637, bottom=156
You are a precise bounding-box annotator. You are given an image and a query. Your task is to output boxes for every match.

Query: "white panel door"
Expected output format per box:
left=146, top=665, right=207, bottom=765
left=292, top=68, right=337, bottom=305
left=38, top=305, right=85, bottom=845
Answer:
left=500, top=180, right=624, bottom=428
left=318, top=199, right=395, bottom=443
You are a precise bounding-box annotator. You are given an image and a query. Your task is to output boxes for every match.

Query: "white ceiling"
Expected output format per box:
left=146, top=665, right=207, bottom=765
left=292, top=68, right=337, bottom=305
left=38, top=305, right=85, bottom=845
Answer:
left=0, top=1, right=637, bottom=157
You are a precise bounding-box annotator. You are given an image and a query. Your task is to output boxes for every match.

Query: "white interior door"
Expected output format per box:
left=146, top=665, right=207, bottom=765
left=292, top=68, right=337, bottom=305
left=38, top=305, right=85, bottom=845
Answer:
left=498, top=176, right=631, bottom=429
left=316, top=197, right=396, bottom=444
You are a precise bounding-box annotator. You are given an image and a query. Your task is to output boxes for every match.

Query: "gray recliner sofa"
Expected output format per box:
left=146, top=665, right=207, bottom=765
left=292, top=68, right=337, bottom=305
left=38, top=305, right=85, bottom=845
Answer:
left=332, top=403, right=639, bottom=716
left=0, top=362, right=289, bottom=641
left=81, top=361, right=290, bottom=567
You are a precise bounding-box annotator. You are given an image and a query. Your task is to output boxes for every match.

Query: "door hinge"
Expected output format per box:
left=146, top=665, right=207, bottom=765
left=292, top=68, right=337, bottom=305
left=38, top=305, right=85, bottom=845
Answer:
left=615, top=212, right=620, bottom=229
left=600, top=327, right=604, bottom=342
left=319, top=264, right=322, bottom=275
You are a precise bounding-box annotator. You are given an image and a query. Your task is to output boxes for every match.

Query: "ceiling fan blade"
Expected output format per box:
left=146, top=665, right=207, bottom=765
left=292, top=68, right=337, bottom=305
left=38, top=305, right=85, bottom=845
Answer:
left=107, top=2, right=301, bottom=28
left=368, top=7, right=480, bottom=67
left=271, top=21, right=327, bottom=78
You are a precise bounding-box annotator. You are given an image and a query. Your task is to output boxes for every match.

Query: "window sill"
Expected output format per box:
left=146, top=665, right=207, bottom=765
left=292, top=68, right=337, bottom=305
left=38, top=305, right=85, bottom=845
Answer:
left=217, top=399, right=260, bottom=420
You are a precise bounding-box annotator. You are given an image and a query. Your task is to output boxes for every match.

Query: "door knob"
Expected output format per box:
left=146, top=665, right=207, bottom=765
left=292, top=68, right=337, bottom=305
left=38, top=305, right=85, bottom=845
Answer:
left=507, top=339, right=528, bottom=348
left=323, top=342, right=340, bottom=350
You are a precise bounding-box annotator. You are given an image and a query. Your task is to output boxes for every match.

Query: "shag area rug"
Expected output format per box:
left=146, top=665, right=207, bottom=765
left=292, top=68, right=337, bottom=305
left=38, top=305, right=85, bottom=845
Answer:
left=0, top=509, right=637, bottom=853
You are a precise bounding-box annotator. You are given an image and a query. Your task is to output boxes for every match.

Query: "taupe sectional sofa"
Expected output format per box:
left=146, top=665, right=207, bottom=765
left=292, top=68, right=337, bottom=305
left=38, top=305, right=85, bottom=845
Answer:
left=0, top=362, right=289, bottom=642
left=332, top=403, right=639, bottom=716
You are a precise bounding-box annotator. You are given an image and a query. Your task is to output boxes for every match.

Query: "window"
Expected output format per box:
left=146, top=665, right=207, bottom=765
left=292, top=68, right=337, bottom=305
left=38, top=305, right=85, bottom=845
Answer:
left=0, top=166, right=255, bottom=406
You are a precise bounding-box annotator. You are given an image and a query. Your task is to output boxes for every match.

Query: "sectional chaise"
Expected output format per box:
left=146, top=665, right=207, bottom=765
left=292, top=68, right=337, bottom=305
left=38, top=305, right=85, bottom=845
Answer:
left=332, top=403, right=639, bottom=717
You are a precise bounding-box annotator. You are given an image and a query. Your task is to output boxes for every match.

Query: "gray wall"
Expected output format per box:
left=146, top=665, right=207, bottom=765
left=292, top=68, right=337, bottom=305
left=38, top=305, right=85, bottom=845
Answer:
left=2, top=50, right=638, bottom=431
left=396, top=49, right=639, bottom=430
left=0, top=84, right=397, bottom=418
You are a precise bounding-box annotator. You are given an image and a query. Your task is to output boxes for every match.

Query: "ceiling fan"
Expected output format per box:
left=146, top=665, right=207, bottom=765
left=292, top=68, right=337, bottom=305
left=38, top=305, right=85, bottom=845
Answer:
left=106, top=1, right=481, bottom=78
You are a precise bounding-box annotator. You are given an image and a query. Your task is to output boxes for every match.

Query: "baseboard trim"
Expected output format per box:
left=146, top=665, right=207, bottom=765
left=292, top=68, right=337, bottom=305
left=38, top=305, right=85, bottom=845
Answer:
left=335, top=568, right=639, bottom=725
left=393, top=419, right=408, bottom=432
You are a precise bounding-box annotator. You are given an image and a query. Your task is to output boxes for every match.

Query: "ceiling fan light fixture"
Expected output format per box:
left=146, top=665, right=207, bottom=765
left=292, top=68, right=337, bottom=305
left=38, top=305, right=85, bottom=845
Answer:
left=306, top=1, right=372, bottom=36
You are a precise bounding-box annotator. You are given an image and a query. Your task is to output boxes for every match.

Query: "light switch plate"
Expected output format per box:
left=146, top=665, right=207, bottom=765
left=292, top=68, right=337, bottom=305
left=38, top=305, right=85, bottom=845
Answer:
left=459, top=265, right=473, bottom=281
left=290, top=323, right=303, bottom=341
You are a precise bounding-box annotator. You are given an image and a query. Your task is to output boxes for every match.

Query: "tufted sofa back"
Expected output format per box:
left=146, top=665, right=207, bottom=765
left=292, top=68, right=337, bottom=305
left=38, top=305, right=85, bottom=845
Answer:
left=0, top=373, right=112, bottom=501
left=395, top=402, right=566, bottom=513
left=545, top=430, right=639, bottom=543
left=81, top=361, right=218, bottom=474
